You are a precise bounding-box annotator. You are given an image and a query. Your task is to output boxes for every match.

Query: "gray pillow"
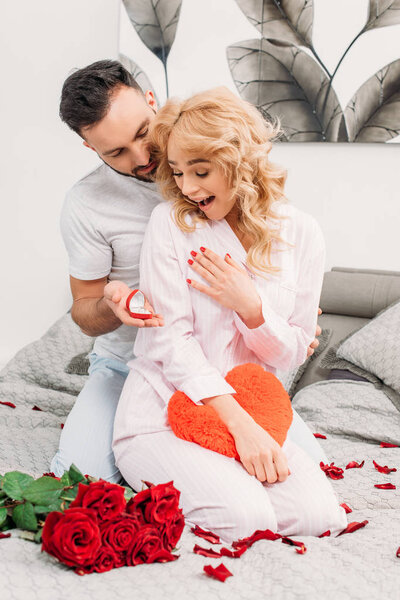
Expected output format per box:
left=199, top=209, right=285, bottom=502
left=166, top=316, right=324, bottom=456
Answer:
left=320, top=344, right=382, bottom=387
left=65, top=352, right=90, bottom=376
left=336, top=300, right=400, bottom=394
left=272, top=330, right=332, bottom=395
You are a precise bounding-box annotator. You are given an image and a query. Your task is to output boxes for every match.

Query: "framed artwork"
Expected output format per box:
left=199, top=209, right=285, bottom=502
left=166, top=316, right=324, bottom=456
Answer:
left=120, top=0, right=400, bottom=143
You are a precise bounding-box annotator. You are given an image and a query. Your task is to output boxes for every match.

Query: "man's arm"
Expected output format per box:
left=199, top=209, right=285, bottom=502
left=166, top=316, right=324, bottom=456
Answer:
left=70, top=276, right=122, bottom=337
left=70, top=276, right=164, bottom=337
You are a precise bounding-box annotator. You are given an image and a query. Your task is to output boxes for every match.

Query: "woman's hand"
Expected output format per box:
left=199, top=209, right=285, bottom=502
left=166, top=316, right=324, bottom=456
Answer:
left=103, top=281, right=164, bottom=328
left=187, top=247, right=262, bottom=323
left=230, top=415, right=290, bottom=484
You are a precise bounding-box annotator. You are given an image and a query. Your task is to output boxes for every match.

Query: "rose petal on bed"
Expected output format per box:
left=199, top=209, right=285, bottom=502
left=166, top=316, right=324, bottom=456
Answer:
left=32, top=405, right=42, bottom=411
left=193, top=544, right=222, bottom=558
left=0, top=533, right=11, bottom=539
left=340, top=503, right=352, bottom=514
left=374, top=483, right=396, bottom=489
left=203, top=563, right=233, bottom=582
left=232, top=529, right=281, bottom=549
left=191, top=525, right=220, bottom=544
left=60, top=423, right=64, bottom=429
left=345, top=460, right=365, bottom=469
left=337, top=520, right=368, bottom=536
left=296, top=545, right=307, bottom=554
left=380, top=442, right=399, bottom=448
left=0, top=401, right=16, bottom=409
left=372, top=460, right=397, bottom=474
left=396, top=547, right=400, bottom=558
left=281, top=536, right=307, bottom=554
left=313, top=433, right=327, bottom=439
left=320, top=462, right=344, bottom=479
left=220, top=546, right=248, bottom=558
left=318, top=530, right=331, bottom=537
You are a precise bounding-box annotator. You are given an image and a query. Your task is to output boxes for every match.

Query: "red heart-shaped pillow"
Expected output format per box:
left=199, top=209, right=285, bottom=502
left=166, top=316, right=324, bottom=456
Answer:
left=167, top=363, right=293, bottom=460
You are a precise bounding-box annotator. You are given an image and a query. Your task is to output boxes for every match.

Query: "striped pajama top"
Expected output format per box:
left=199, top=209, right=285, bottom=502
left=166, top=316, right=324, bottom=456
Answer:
left=128, top=200, right=325, bottom=406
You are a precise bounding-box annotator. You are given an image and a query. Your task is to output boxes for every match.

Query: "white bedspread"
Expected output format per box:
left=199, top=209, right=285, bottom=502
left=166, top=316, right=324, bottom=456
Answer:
left=0, top=315, right=399, bottom=599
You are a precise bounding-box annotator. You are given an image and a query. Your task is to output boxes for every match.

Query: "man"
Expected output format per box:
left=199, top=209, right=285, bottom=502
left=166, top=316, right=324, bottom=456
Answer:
left=51, top=60, right=322, bottom=483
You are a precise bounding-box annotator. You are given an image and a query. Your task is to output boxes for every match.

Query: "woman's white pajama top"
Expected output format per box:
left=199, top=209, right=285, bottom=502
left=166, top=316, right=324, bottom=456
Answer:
left=126, top=200, right=325, bottom=411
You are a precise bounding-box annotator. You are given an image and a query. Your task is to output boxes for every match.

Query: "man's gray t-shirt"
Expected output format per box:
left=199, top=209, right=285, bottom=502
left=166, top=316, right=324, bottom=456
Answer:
left=60, top=163, right=160, bottom=363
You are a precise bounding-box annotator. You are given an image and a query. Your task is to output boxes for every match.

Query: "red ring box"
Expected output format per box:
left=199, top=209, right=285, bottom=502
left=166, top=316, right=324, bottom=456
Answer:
left=125, top=289, right=152, bottom=320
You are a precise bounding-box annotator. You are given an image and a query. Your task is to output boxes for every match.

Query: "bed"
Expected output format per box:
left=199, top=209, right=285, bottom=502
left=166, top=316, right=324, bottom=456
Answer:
left=0, top=268, right=399, bottom=599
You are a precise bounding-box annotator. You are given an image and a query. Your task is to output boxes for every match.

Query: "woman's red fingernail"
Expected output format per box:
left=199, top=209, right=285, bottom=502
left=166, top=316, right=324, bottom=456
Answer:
left=190, top=250, right=197, bottom=257
left=226, top=253, right=231, bottom=259
left=186, top=279, right=191, bottom=284
left=188, top=259, right=193, bottom=265
left=200, top=246, right=206, bottom=252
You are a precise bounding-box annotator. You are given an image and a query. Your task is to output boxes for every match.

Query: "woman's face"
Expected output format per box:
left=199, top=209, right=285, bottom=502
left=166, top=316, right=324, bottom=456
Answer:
left=167, top=135, right=237, bottom=221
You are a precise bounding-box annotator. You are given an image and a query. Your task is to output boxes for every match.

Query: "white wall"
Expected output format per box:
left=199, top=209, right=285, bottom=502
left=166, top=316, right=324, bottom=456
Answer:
left=1, top=0, right=399, bottom=367
left=0, top=0, right=120, bottom=367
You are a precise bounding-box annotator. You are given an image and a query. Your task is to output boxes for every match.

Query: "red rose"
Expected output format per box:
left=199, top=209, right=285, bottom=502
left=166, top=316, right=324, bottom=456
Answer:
left=126, top=524, right=163, bottom=565
left=100, top=514, right=141, bottom=553
left=93, top=546, right=122, bottom=573
left=76, top=546, right=125, bottom=575
left=126, top=481, right=180, bottom=526
left=160, top=509, right=185, bottom=551
left=42, top=507, right=101, bottom=568
left=70, top=481, right=126, bottom=521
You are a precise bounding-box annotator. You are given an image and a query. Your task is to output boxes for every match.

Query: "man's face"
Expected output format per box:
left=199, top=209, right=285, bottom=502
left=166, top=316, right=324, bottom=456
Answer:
left=82, top=86, right=157, bottom=181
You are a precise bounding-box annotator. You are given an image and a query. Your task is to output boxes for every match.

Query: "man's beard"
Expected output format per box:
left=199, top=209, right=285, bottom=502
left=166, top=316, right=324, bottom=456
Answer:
left=99, top=156, right=157, bottom=182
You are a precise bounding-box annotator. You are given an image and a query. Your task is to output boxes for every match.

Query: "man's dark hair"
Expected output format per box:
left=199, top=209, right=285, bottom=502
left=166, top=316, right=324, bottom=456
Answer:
left=59, top=60, right=143, bottom=137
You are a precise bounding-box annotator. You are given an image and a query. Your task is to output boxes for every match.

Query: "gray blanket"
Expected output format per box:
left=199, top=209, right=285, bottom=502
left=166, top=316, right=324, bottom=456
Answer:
left=0, top=315, right=399, bottom=599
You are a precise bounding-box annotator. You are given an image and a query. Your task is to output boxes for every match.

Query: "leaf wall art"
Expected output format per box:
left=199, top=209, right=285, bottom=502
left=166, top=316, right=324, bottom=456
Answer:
left=228, top=0, right=400, bottom=142
left=122, top=0, right=182, bottom=97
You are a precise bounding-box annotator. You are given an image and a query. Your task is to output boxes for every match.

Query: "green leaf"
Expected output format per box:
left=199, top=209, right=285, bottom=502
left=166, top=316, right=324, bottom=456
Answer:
left=0, top=516, right=13, bottom=532
left=33, top=499, right=63, bottom=515
left=68, top=464, right=86, bottom=484
left=23, top=477, right=63, bottom=506
left=124, top=486, right=134, bottom=502
left=12, top=502, right=38, bottom=532
left=0, top=507, right=7, bottom=527
left=60, top=483, right=81, bottom=505
left=2, top=472, right=34, bottom=501
left=34, top=528, right=43, bottom=544
left=60, top=472, right=72, bottom=487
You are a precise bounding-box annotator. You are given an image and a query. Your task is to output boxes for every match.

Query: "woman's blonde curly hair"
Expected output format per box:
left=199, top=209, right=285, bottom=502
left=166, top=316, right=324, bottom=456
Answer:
left=150, top=87, right=289, bottom=276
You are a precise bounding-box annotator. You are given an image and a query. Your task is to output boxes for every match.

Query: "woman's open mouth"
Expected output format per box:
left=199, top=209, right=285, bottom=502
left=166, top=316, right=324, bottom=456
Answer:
left=198, top=196, right=215, bottom=211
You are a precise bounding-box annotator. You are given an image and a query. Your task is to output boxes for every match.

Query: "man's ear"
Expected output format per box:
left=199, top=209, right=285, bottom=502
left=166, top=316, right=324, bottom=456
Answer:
left=83, top=141, right=96, bottom=151
left=145, top=90, right=157, bottom=112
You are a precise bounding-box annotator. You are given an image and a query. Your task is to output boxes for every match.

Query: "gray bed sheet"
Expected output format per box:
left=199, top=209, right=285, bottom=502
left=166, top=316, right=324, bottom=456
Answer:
left=0, top=314, right=399, bottom=600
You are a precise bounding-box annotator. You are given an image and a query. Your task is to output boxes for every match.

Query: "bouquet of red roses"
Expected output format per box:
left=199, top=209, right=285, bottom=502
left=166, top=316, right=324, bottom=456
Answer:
left=0, top=464, right=184, bottom=575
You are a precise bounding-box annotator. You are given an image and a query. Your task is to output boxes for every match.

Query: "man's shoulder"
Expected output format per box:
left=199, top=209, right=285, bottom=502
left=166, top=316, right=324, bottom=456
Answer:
left=64, top=164, right=160, bottom=214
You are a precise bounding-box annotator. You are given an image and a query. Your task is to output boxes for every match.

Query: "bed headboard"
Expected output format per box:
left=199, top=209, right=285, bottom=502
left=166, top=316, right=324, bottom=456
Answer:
left=294, top=267, right=400, bottom=393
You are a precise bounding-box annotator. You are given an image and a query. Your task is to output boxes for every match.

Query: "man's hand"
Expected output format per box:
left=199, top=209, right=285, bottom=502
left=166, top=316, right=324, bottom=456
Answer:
left=104, top=281, right=164, bottom=328
left=307, top=307, right=322, bottom=357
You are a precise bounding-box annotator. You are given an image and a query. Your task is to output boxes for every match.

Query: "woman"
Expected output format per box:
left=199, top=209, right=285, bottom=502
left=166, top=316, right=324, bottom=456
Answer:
left=110, top=88, right=347, bottom=543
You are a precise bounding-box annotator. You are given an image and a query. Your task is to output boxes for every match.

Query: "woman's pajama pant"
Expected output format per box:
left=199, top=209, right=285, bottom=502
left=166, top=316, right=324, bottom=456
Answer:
left=113, top=371, right=347, bottom=545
